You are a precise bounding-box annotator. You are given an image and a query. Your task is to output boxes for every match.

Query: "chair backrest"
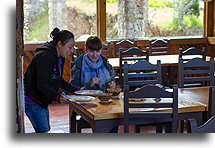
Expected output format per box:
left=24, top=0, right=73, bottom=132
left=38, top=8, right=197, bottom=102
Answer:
left=147, top=39, right=170, bottom=55
left=101, top=42, right=112, bottom=58
left=208, top=86, right=215, bottom=120
left=123, top=60, right=162, bottom=90
left=113, top=40, right=137, bottom=57
left=187, top=115, right=215, bottom=133
left=179, top=47, right=206, bottom=61
left=123, top=84, right=178, bottom=133
left=119, top=47, right=149, bottom=88
left=178, top=57, right=215, bottom=88
left=71, top=47, right=81, bottom=61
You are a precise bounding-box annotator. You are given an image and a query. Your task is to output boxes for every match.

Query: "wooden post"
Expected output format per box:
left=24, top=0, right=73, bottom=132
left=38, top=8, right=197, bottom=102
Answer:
left=204, top=0, right=215, bottom=37
left=97, top=0, right=106, bottom=41
left=16, top=0, right=25, bottom=133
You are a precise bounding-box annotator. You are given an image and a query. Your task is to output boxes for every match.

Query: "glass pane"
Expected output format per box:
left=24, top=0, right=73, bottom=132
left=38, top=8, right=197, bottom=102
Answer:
left=148, top=0, right=204, bottom=38
left=106, top=0, right=204, bottom=40
left=24, top=0, right=97, bottom=42
left=106, top=0, right=118, bottom=40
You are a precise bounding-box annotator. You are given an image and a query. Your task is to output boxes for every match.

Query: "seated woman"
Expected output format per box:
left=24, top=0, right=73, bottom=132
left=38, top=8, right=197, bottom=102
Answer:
left=70, top=36, right=116, bottom=91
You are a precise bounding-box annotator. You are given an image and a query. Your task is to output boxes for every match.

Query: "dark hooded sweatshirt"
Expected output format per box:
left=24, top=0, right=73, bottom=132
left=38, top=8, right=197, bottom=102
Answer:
left=24, top=41, right=77, bottom=108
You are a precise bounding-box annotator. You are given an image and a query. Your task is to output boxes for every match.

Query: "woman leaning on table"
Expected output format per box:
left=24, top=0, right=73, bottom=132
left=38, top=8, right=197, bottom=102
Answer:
left=70, top=36, right=116, bottom=91
left=24, top=27, right=78, bottom=133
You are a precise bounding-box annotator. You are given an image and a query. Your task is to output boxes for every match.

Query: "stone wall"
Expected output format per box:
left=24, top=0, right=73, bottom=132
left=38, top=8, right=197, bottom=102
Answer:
left=118, top=0, right=149, bottom=39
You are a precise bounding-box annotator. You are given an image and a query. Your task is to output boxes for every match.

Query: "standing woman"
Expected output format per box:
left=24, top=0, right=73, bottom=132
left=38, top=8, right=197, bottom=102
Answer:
left=24, top=28, right=77, bottom=133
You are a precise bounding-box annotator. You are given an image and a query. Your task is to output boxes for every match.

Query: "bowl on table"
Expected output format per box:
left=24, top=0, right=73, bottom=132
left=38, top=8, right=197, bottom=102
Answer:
left=97, top=93, right=112, bottom=102
left=106, top=88, right=122, bottom=99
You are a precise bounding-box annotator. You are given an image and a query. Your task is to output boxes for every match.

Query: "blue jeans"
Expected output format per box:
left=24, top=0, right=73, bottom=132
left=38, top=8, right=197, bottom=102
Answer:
left=25, top=103, right=50, bottom=133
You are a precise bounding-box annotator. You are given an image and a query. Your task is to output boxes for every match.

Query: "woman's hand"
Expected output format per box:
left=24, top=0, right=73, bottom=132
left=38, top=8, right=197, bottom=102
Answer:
left=59, top=96, right=69, bottom=104
left=90, top=77, right=100, bottom=87
left=107, top=81, right=116, bottom=88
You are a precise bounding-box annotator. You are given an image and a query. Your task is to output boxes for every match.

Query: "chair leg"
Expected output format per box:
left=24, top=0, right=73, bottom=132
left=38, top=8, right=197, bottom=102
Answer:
left=135, top=124, right=141, bottom=133
left=156, top=123, right=163, bottom=133
left=179, top=120, right=184, bottom=133
left=124, top=119, right=129, bottom=133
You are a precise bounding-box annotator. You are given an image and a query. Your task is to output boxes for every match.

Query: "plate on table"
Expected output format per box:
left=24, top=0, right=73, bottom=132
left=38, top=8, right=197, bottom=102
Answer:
left=67, top=96, right=96, bottom=102
left=74, top=90, right=103, bottom=96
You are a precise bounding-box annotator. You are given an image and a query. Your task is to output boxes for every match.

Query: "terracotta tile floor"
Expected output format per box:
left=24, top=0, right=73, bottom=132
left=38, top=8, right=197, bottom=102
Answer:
left=24, top=102, right=166, bottom=133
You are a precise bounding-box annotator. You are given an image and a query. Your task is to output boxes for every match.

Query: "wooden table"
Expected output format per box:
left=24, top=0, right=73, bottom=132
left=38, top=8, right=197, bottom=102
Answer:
left=69, top=87, right=210, bottom=133
left=108, top=54, right=212, bottom=69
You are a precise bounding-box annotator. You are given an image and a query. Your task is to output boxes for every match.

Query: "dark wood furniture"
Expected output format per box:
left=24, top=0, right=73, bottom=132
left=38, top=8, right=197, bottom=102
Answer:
left=69, top=86, right=210, bottom=133
left=113, top=40, right=137, bottom=57
left=101, top=42, right=111, bottom=58
left=123, top=85, right=178, bottom=133
left=123, top=60, right=161, bottom=90
left=179, top=47, right=207, bottom=61
left=118, top=47, right=149, bottom=88
left=187, top=115, right=215, bottom=133
left=147, top=39, right=170, bottom=55
left=178, top=57, right=215, bottom=88
left=207, top=86, right=215, bottom=120
left=169, top=46, right=207, bottom=85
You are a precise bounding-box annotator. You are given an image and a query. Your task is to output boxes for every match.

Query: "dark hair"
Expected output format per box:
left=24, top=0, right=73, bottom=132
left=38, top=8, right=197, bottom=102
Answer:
left=50, top=27, right=74, bottom=46
left=86, top=36, right=102, bottom=51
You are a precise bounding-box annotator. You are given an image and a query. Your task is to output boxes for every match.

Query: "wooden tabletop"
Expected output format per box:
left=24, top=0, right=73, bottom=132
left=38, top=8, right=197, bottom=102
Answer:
left=69, top=87, right=209, bottom=120
left=108, top=55, right=212, bottom=69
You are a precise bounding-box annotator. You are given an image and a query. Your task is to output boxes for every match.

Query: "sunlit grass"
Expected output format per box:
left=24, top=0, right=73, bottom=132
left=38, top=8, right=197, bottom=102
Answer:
left=25, top=9, right=49, bottom=42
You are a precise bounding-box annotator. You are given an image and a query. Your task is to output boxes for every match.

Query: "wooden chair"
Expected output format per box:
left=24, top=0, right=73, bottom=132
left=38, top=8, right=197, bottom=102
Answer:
left=101, top=42, right=112, bottom=58
left=178, top=57, right=215, bottom=88
left=123, top=83, right=178, bottom=133
left=208, top=86, right=215, bottom=120
left=179, top=47, right=206, bottom=61
left=118, top=47, right=149, bottom=88
left=168, top=47, right=207, bottom=87
left=187, top=116, right=215, bottom=133
left=113, top=39, right=137, bottom=57
left=146, top=39, right=170, bottom=55
left=71, top=46, right=80, bottom=61
left=179, top=43, right=207, bottom=55
left=180, top=86, right=215, bottom=133
left=122, top=60, right=162, bottom=91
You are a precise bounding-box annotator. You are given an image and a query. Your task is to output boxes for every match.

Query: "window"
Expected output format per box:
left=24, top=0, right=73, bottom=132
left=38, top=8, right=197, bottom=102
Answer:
left=24, top=0, right=205, bottom=42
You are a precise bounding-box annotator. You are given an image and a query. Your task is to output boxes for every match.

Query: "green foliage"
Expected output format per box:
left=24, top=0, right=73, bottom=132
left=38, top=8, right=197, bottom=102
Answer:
left=25, top=9, right=49, bottom=42
left=79, top=0, right=96, bottom=5
left=166, top=14, right=203, bottom=35
left=106, top=0, right=117, bottom=3
left=187, top=0, right=200, bottom=17
left=149, top=0, right=173, bottom=8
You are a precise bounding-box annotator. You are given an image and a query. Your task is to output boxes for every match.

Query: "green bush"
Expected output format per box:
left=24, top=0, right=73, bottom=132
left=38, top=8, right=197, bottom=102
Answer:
left=165, top=14, right=203, bottom=35
left=25, top=9, right=49, bottom=42
left=106, top=0, right=117, bottom=3
left=149, top=0, right=173, bottom=8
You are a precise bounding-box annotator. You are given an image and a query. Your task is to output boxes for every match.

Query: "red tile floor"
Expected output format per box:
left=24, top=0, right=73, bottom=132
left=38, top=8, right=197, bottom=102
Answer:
left=24, top=102, right=170, bottom=133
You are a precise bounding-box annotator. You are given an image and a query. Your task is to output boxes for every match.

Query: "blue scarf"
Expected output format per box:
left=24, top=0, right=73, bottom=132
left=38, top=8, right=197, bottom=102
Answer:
left=81, top=54, right=111, bottom=90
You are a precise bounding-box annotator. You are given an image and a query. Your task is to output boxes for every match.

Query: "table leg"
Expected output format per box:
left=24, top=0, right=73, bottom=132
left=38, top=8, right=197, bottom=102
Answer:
left=69, top=109, right=78, bottom=133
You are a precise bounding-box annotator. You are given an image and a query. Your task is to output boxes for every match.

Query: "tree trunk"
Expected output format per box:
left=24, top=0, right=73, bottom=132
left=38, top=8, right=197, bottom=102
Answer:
left=118, top=0, right=149, bottom=39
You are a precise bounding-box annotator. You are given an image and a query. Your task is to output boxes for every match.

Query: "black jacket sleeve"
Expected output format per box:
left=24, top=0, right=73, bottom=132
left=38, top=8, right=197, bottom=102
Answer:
left=60, top=78, right=77, bottom=94
left=35, top=52, right=60, bottom=104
